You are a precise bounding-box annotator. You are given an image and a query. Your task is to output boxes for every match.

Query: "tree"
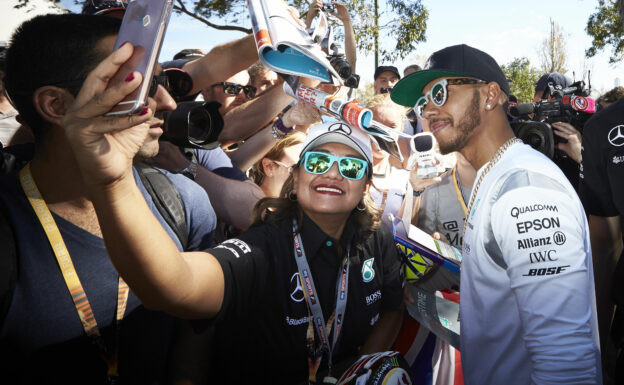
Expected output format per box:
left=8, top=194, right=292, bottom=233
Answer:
left=586, top=0, right=624, bottom=64
left=501, top=57, right=541, bottom=104
left=13, top=0, right=428, bottom=63
left=538, top=18, right=568, bottom=74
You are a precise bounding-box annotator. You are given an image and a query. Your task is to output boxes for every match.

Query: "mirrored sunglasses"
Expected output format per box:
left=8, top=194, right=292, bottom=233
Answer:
left=300, top=151, right=368, bottom=181
left=414, top=78, right=486, bottom=120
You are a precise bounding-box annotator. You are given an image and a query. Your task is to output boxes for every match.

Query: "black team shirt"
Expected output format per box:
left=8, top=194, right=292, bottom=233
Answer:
left=203, top=213, right=403, bottom=384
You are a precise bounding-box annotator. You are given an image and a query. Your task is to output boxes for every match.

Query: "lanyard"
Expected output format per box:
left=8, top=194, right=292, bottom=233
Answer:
left=451, top=165, right=468, bottom=217
left=19, top=163, right=129, bottom=382
left=292, top=220, right=350, bottom=384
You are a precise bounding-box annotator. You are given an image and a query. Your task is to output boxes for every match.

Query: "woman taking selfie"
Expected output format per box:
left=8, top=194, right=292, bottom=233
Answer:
left=63, top=47, right=404, bottom=383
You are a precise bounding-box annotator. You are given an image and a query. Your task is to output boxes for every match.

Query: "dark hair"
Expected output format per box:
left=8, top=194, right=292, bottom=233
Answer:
left=251, top=164, right=381, bottom=247
left=598, top=86, right=624, bottom=105
left=4, top=14, right=121, bottom=140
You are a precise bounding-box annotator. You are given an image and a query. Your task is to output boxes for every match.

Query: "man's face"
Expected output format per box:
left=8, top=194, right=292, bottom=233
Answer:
left=420, top=77, right=482, bottom=154
left=251, top=69, right=278, bottom=94
left=97, top=35, right=177, bottom=160
left=202, top=71, right=251, bottom=115
left=374, top=71, right=399, bottom=94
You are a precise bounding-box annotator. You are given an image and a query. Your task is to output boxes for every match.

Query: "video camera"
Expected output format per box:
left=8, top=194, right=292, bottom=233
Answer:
left=509, top=80, right=596, bottom=159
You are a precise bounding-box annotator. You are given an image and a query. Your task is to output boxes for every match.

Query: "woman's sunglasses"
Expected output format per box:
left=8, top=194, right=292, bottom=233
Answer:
left=300, top=151, right=369, bottom=181
left=211, top=82, right=257, bottom=99
left=414, top=78, right=486, bottom=120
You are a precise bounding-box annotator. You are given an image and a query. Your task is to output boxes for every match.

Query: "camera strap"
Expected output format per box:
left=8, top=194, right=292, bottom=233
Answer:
left=19, top=163, right=129, bottom=384
left=292, top=219, right=350, bottom=384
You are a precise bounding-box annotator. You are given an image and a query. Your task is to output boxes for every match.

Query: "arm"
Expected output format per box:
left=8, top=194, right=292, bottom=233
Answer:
left=229, top=102, right=321, bottom=172
left=194, top=166, right=264, bottom=230
left=331, top=2, right=357, bottom=72
left=305, top=0, right=323, bottom=28
left=218, top=80, right=294, bottom=146
left=359, top=310, right=403, bottom=354
left=62, top=43, right=225, bottom=318
left=182, top=35, right=257, bottom=96
left=588, top=214, right=622, bottom=355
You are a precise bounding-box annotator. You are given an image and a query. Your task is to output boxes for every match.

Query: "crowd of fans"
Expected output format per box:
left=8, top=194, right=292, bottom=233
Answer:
left=0, top=0, right=623, bottom=384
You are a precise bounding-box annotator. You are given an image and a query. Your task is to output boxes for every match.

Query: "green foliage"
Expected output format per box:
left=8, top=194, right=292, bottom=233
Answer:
left=586, top=0, right=624, bottom=64
left=501, top=57, right=541, bottom=104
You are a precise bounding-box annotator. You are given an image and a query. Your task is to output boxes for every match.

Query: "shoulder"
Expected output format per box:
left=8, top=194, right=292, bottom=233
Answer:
left=195, top=147, right=234, bottom=170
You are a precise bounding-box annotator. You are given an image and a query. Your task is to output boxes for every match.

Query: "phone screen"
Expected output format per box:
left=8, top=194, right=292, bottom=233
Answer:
left=106, top=0, right=174, bottom=116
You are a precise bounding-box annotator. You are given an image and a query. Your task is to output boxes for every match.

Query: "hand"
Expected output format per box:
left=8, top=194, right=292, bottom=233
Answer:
left=62, top=43, right=155, bottom=188
left=329, top=2, right=351, bottom=23
left=144, top=141, right=190, bottom=172
left=281, top=102, right=322, bottom=128
left=552, top=121, right=582, bottom=164
left=306, top=0, right=323, bottom=22
left=408, top=161, right=443, bottom=192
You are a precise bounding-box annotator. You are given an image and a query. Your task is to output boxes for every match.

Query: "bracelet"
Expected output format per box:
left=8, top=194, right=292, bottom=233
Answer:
left=413, top=188, right=425, bottom=197
left=271, top=123, right=287, bottom=140
left=273, top=117, right=294, bottom=135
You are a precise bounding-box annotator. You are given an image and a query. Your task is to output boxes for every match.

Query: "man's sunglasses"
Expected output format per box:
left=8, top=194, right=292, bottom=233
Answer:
left=300, top=151, right=369, bottom=181
left=414, top=78, right=486, bottom=120
left=211, top=82, right=257, bottom=99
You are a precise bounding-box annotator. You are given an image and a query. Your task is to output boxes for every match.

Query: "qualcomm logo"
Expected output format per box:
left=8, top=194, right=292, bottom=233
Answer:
left=608, top=125, right=624, bottom=147
left=289, top=272, right=304, bottom=303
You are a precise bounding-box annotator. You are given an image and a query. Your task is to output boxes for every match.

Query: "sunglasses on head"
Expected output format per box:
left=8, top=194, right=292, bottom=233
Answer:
left=414, top=78, right=486, bottom=120
left=300, top=151, right=369, bottom=181
left=211, top=82, right=257, bottom=99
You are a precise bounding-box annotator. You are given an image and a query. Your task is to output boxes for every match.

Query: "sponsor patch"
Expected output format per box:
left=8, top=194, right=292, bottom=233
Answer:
left=370, top=313, right=380, bottom=326
left=285, top=316, right=309, bottom=326
left=214, top=238, right=251, bottom=258
left=608, top=125, right=624, bottom=147
left=529, top=250, right=558, bottom=263
left=523, top=265, right=570, bottom=276
left=517, top=236, right=551, bottom=249
left=289, top=272, right=304, bottom=303
left=510, top=204, right=558, bottom=219
left=553, top=231, right=566, bottom=246
left=362, top=258, right=375, bottom=283
left=516, top=217, right=560, bottom=234
left=613, top=155, right=624, bottom=164
left=366, top=289, right=382, bottom=306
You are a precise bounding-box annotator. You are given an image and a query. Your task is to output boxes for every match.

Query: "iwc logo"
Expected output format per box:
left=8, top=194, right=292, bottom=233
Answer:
left=362, top=258, right=375, bottom=283
left=608, top=125, right=624, bottom=147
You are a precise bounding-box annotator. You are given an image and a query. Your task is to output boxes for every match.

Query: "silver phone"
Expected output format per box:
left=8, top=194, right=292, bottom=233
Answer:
left=106, top=0, right=174, bottom=116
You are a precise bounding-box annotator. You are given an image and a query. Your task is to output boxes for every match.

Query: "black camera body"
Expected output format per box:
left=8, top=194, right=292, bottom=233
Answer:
left=161, top=101, right=223, bottom=150
left=510, top=81, right=596, bottom=159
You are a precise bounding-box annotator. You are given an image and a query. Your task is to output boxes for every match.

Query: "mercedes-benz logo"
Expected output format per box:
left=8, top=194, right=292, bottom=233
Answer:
left=608, top=125, right=624, bottom=147
left=290, top=272, right=304, bottom=303
left=327, top=123, right=352, bottom=135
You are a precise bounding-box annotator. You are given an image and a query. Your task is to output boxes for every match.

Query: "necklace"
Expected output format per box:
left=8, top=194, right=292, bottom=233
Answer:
left=462, top=137, right=523, bottom=241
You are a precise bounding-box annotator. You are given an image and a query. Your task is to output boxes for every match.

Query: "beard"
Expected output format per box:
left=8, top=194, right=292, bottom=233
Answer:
left=437, top=88, right=481, bottom=154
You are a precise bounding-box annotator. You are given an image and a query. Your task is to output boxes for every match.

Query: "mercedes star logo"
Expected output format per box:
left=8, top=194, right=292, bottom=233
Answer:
left=608, top=125, right=624, bottom=147
left=327, top=122, right=352, bottom=135
left=290, top=272, right=304, bottom=303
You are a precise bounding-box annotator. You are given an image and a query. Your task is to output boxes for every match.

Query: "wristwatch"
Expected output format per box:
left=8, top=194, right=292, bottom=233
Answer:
left=180, top=160, right=198, bottom=180
left=271, top=117, right=294, bottom=139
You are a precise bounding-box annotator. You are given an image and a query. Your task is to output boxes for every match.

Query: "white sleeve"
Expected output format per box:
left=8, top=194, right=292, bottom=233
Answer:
left=490, top=184, right=600, bottom=384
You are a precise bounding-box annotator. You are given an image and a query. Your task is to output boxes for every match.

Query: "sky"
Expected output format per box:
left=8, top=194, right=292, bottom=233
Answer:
left=4, top=0, right=623, bottom=94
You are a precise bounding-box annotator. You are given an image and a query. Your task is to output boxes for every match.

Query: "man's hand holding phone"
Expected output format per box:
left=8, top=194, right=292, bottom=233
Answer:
left=63, top=42, right=155, bottom=189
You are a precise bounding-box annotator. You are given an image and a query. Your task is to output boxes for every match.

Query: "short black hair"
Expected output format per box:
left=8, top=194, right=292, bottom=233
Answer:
left=4, top=14, right=121, bottom=140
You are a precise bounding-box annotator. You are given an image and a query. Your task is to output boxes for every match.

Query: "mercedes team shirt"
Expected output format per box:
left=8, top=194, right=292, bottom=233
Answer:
left=461, top=141, right=601, bottom=384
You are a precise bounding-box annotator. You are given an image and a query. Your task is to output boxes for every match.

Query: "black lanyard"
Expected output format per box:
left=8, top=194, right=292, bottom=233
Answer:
left=292, top=219, right=350, bottom=384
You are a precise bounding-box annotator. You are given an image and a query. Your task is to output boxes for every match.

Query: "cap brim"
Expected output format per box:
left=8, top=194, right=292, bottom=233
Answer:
left=301, top=132, right=370, bottom=165
left=390, top=69, right=468, bottom=107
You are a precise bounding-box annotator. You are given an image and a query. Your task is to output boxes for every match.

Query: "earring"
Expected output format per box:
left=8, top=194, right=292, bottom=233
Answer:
left=288, top=191, right=297, bottom=201
left=267, top=172, right=273, bottom=177
left=486, top=104, right=491, bottom=109
left=356, top=202, right=366, bottom=212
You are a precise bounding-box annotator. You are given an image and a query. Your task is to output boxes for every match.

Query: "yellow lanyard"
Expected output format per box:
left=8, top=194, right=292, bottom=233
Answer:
left=451, top=165, right=468, bottom=217
left=19, top=163, right=129, bottom=379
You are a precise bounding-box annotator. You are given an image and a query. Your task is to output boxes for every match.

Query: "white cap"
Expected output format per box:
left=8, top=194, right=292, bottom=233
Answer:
left=300, top=122, right=373, bottom=165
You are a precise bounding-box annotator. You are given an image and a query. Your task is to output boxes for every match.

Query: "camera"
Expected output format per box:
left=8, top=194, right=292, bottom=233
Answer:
left=161, top=101, right=223, bottom=150
left=322, top=2, right=335, bottom=13
left=509, top=80, right=596, bottom=159
left=379, top=87, right=393, bottom=94
left=328, top=53, right=352, bottom=79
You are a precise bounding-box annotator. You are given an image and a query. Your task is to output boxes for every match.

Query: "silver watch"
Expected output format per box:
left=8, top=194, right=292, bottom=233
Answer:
left=180, top=161, right=198, bottom=180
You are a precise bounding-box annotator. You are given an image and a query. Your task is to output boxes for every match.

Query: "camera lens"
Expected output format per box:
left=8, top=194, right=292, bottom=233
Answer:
left=188, top=107, right=212, bottom=144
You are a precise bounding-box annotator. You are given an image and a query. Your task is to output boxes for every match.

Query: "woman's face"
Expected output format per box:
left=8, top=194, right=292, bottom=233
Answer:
left=264, top=143, right=302, bottom=197
left=293, top=142, right=369, bottom=220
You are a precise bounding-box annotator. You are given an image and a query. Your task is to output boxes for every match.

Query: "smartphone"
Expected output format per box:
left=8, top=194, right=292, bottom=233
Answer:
left=411, top=132, right=438, bottom=179
left=106, top=0, right=175, bottom=116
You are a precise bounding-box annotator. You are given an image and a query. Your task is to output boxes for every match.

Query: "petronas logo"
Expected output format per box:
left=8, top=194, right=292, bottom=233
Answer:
left=362, top=258, right=375, bottom=283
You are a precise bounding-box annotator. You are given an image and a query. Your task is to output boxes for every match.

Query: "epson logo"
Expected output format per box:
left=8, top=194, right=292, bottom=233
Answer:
left=516, top=217, right=561, bottom=234
left=510, top=204, right=558, bottom=219
left=366, top=290, right=382, bottom=306
left=529, top=250, right=558, bottom=263
left=517, top=237, right=551, bottom=249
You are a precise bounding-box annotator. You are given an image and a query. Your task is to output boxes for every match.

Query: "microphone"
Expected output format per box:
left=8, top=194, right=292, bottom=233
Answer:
left=509, top=103, right=535, bottom=116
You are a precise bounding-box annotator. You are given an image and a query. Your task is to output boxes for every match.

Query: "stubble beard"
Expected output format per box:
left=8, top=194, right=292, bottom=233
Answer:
left=437, top=88, right=481, bottom=155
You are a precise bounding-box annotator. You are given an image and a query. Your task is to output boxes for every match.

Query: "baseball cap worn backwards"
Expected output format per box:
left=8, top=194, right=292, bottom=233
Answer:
left=300, top=122, right=373, bottom=166
left=391, top=44, right=510, bottom=108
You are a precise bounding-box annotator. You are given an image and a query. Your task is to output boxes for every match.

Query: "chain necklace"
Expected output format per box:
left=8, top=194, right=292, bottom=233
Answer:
left=462, top=137, right=523, bottom=241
